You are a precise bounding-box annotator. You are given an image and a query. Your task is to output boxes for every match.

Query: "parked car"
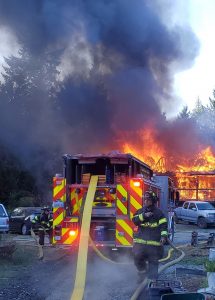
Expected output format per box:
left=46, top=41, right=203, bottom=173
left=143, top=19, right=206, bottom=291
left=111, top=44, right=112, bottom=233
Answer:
left=174, top=201, right=215, bottom=229
left=9, top=207, right=42, bottom=235
left=0, top=203, right=9, bottom=233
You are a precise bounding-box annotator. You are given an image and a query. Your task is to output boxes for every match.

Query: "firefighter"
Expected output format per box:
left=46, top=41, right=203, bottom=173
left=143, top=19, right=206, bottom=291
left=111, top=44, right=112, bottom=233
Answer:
left=132, top=191, right=168, bottom=281
left=31, top=207, right=53, bottom=246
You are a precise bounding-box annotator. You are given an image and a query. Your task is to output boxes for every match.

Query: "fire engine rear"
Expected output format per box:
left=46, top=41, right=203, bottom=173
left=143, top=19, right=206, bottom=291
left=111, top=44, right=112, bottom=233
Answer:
left=52, top=153, right=166, bottom=248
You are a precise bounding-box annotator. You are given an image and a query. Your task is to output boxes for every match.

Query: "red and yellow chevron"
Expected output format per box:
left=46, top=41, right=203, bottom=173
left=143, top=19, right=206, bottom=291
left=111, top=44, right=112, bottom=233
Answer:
left=129, top=179, right=143, bottom=219
left=70, top=187, right=85, bottom=215
left=53, top=217, right=79, bottom=245
left=116, top=184, right=128, bottom=215
left=116, top=219, right=133, bottom=246
left=53, top=176, right=67, bottom=244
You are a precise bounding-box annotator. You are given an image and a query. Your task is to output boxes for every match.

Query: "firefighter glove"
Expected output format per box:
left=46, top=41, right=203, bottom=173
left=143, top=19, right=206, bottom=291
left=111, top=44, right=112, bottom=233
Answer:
left=144, top=212, right=153, bottom=218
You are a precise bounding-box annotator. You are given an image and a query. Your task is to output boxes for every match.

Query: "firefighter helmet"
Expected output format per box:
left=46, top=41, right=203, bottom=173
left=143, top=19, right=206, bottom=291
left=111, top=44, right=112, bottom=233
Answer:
left=144, top=191, right=158, bottom=204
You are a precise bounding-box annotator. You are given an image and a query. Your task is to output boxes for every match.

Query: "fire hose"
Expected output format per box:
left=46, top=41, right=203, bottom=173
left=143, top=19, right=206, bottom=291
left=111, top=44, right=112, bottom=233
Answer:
left=70, top=175, right=186, bottom=300
left=89, top=235, right=186, bottom=299
left=31, top=225, right=52, bottom=260
left=130, top=239, right=185, bottom=300
left=31, top=227, right=44, bottom=260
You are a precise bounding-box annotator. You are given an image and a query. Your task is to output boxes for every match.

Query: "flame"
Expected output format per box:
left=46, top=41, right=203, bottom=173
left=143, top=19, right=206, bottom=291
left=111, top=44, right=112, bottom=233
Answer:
left=120, top=127, right=215, bottom=201
left=176, top=147, right=215, bottom=172
left=122, top=128, right=166, bottom=171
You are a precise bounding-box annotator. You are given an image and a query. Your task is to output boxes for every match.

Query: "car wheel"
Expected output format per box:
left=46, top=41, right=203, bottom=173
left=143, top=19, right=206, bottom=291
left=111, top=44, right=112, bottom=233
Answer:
left=21, top=224, right=28, bottom=235
left=174, top=214, right=180, bottom=224
left=197, top=217, right=207, bottom=229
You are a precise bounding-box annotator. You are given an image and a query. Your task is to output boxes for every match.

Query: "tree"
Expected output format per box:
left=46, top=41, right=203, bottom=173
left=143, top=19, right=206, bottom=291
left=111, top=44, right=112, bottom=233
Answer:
left=192, top=98, right=205, bottom=117
left=177, top=105, right=190, bottom=119
left=209, top=89, right=215, bottom=110
left=0, top=48, right=61, bottom=206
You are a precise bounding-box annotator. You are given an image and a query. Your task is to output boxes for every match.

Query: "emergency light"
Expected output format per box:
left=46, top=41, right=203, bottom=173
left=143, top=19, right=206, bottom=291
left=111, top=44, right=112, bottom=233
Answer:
left=132, top=179, right=141, bottom=187
left=69, top=230, right=77, bottom=236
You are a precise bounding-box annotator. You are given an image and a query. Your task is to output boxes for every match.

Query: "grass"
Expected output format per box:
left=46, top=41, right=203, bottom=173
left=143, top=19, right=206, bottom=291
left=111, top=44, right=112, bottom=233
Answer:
left=0, top=242, right=38, bottom=288
left=181, top=255, right=208, bottom=266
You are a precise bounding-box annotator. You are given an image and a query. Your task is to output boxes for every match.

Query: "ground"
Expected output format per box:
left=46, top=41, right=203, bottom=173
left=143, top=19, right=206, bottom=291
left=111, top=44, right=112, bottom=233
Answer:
left=0, top=224, right=215, bottom=300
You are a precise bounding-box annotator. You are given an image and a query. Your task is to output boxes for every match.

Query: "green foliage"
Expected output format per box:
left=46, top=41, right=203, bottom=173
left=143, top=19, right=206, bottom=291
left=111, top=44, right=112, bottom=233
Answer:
left=205, top=259, right=215, bottom=272
left=192, top=98, right=206, bottom=116
left=0, top=144, right=38, bottom=209
left=178, top=105, right=190, bottom=119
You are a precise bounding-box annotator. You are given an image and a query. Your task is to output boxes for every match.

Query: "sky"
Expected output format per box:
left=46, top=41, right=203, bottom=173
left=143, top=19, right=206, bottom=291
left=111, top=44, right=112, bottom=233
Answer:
left=174, top=0, right=215, bottom=111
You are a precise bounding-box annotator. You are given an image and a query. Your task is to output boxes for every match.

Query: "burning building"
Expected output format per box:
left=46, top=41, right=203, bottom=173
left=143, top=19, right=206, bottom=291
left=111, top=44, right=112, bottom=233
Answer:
left=122, top=133, right=215, bottom=203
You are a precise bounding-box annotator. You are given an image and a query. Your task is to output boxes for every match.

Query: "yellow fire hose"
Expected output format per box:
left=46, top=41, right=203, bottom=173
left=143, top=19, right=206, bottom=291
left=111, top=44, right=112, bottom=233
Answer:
left=70, top=175, right=187, bottom=300
left=71, top=175, right=98, bottom=300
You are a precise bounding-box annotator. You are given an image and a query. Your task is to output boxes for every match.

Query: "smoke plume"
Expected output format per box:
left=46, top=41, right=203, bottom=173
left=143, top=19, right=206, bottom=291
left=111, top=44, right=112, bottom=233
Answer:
left=0, top=0, right=201, bottom=188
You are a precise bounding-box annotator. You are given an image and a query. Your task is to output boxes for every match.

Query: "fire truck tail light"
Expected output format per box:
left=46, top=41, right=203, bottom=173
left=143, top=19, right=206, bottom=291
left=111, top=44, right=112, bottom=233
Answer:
left=69, top=230, right=77, bottom=236
left=132, top=180, right=141, bottom=187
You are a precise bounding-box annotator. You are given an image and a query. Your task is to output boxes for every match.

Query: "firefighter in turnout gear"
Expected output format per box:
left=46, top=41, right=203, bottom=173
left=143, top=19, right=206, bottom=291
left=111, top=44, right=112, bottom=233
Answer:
left=132, top=191, right=168, bottom=281
left=31, top=207, right=53, bottom=246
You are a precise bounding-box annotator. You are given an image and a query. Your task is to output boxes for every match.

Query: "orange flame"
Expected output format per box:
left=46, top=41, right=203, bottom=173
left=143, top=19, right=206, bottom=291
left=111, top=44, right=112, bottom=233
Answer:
left=120, top=128, right=215, bottom=201
left=122, top=128, right=166, bottom=171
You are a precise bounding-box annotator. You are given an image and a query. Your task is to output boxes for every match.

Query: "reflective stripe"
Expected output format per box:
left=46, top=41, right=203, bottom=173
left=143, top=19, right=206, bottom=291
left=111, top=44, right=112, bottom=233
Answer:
left=133, top=238, right=161, bottom=246
left=161, top=231, right=168, bottom=236
left=159, top=218, right=167, bottom=225
left=140, top=222, right=158, bottom=228
left=139, top=214, right=144, bottom=221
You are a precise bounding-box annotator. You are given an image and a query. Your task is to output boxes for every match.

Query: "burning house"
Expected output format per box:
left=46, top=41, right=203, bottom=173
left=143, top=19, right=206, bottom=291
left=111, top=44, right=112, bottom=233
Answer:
left=123, top=137, right=215, bottom=204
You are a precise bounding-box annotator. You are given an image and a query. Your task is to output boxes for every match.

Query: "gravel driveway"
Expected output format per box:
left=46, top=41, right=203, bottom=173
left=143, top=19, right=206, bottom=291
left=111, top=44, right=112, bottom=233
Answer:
left=0, top=224, right=214, bottom=300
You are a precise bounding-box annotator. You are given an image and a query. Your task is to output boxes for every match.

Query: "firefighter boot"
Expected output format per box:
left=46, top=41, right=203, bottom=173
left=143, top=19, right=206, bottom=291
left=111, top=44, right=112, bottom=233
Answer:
left=137, top=262, right=148, bottom=283
left=137, top=269, right=147, bottom=283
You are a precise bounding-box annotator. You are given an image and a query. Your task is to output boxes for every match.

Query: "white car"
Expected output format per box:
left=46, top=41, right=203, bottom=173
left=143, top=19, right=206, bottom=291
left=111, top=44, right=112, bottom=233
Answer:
left=0, top=203, right=9, bottom=233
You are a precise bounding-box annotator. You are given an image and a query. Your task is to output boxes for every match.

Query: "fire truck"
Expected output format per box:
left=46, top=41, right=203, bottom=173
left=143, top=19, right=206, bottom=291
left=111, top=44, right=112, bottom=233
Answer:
left=52, top=153, right=173, bottom=247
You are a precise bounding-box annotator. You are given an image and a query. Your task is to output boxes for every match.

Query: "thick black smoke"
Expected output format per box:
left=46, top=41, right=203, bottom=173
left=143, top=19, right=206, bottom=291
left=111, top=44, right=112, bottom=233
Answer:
left=0, top=0, right=201, bottom=191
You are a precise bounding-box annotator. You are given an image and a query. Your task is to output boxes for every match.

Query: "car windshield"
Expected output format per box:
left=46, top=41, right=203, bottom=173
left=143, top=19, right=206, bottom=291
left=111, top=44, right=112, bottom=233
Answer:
left=196, top=203, right=215, bottom=210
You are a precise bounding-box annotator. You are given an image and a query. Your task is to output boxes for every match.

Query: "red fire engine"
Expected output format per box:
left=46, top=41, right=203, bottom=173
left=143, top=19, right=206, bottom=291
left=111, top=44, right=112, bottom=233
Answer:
left=52, top=153, right=174, bottom=247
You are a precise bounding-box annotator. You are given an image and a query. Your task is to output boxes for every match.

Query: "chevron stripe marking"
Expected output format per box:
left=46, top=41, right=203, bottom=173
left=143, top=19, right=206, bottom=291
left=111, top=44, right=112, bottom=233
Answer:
left=117, top=199, right=127, bottom=215
left=62, top=228, right=78, bottom=244
left=130, top=195, right=142, bottom=218
left=130, top=195, right=142, bottom=210
left=53, top=210, right=64, bottom=226
left=117, top=219, right=133, bottom=238
left=129, top=187, right=142, bottom=205
left=54, top=187, right=66, bottom=200
left=116, top=230, right=131, bottom=246
left=130, top=184, right=142, bottom=198
left=117, top=184, right=127, bottom=198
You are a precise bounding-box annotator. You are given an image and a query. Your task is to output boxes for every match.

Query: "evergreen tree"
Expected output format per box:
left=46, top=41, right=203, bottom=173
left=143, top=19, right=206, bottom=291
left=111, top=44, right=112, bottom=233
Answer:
left=177, top=105, right=190, bottom=119
left=0, top=48, right=61, bottom=206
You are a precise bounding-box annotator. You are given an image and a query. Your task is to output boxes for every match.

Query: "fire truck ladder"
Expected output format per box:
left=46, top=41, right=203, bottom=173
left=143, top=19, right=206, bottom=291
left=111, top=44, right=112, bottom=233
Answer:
left=71, top=175, right=98, bottom=300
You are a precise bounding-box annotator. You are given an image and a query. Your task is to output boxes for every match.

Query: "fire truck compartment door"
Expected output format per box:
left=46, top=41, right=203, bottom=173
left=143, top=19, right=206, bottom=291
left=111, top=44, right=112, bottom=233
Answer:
left=116, top=184, right=128, bottom=215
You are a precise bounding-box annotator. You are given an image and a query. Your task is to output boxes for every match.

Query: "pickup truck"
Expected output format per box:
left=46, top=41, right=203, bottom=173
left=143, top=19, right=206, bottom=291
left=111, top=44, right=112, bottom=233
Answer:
left=174, top=201, right=215, bottom=229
